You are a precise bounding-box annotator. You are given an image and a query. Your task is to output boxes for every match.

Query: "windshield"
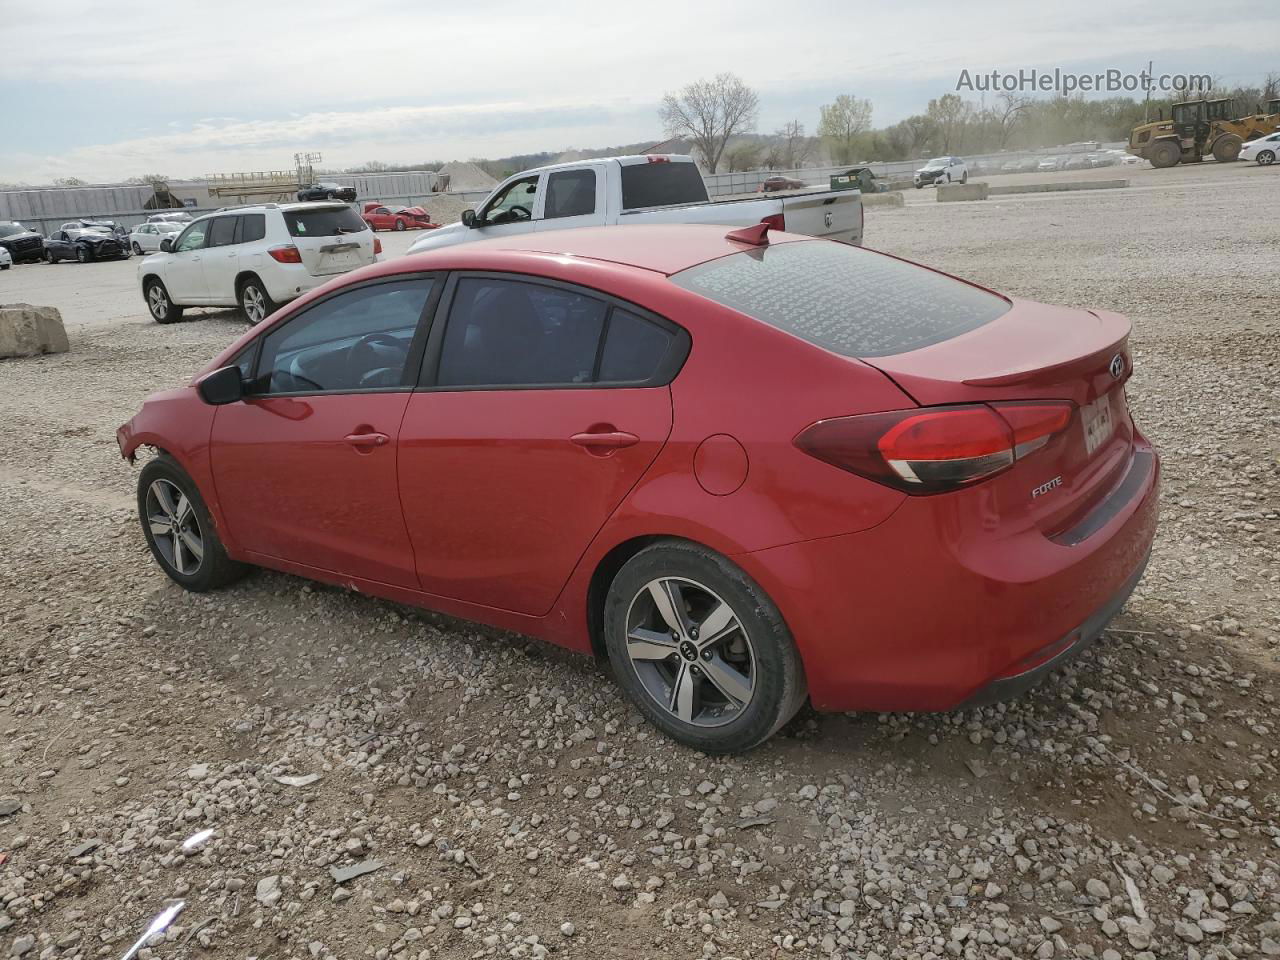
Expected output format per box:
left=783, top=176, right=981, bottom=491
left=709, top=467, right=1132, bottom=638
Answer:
left=671, top=241, right=1009, bottom=358
left=924, top=159, right=947, bottom=168
left=0, top=222, right=30, bottom=237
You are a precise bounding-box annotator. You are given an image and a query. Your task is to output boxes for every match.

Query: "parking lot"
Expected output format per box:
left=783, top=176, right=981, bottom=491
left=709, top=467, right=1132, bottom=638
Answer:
left=2, top=162, right=1278, bottom=959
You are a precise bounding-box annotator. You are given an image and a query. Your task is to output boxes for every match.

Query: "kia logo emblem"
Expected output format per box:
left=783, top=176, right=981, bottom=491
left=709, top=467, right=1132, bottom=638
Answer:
left=1109, top=354, right=1125, bottom=379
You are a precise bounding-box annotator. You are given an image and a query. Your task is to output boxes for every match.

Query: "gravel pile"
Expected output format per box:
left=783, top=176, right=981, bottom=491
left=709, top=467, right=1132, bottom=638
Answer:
left=1, top=165, right=1277, bottom=958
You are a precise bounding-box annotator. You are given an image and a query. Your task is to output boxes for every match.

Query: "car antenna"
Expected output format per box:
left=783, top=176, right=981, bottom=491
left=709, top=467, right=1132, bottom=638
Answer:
left=725, top=222, right=771, bottom=246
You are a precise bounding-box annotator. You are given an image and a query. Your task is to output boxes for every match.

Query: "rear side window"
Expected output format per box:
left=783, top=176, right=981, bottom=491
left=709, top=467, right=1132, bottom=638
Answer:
left=599, top=309, right=672, bottom=382
left=239, top=214, right=266, bottom=243
left=543, top=169, right=597, bottom=219
left=207, top=217, right=237, bottom=248
left=670, top=242, right=1009, bottom=358
left=619, top=161, right=708, bottom=210
left=282, top=206, right=365, bottom=238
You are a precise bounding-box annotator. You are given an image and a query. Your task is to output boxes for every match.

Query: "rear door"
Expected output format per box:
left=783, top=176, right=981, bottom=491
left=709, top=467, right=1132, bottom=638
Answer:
left=279, top=205, right=376, bottom=278
left=210, top=276, right=440, bottom=586
left=166, top=219, right=212, bottom=301
left=398, top=273, right=685, bottom=614
left=779, top=192, right=862, bottom=243
left=199, top=215, right=241, bottom=305
left=534, top=166, right=604, bottom=231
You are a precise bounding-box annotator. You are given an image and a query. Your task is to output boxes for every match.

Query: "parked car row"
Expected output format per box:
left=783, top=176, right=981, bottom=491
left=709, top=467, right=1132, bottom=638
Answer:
left=0, top=212, right=199, bottom=267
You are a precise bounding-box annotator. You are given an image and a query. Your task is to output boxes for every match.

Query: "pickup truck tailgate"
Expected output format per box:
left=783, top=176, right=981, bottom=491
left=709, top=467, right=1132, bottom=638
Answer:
left=780, top=192, right=862, bottom=245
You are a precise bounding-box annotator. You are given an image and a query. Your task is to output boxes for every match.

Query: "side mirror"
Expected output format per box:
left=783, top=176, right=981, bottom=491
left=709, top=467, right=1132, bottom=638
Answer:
left=160, top=238, right=174, bottom=252
left=196, top=365, right=244, bottom=405
left=461, top=209, right=477, bottom=228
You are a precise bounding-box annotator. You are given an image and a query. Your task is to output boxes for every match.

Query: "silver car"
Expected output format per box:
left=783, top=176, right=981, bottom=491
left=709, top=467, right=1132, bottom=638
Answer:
left=128, top=222, right=183, bottom=255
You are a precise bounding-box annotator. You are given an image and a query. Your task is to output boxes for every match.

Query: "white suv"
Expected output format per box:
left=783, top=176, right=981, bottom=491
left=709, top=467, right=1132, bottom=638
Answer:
left=137, top=202, right=380, bottom=324
left=913, top=156, right=968, bottom=188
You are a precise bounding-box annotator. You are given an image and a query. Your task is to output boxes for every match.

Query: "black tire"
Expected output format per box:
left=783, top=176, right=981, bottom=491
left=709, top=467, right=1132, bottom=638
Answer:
left=1212, top=134, right=1242, bottom=163
left=238, top=275, right=278, bottom=325
left=1149, top=140, right=1181, bottom=169
left=603, top=540, right=807, bottom=754
left=914, top=183, right=922, bottom=189
left=138, top=456, right=247, bottom=592
left=961, top=171, right=968, bottom=184
left=394, top=219, right=406, bottom=231
left=75, top=246, right=90, bottom=263
left=145, top=278, right=183, bottom=324
left=327, top=191, right=338, bottom=200
left=133, top=242, right=143, bottom=255
left=1258, top=150, right=1276, bottom=166
left=44, top=250, right=56, bottom=264
left=0, top=264, right=8, bottom=271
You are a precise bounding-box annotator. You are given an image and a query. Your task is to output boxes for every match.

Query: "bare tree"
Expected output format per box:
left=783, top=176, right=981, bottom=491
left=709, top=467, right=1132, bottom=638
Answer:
left=994, top=93, right=1030, bottom=149
left=659, top=73, right=759, bottom=174
left=52, top=177, right=86, bottom=187
left=1263, top=72, right=1280, bottom=101
left=776, top=120, right=815, bottom=169
left=926, top=94, right=973, bottom=153
left=817, top=94, right=873, bottom=165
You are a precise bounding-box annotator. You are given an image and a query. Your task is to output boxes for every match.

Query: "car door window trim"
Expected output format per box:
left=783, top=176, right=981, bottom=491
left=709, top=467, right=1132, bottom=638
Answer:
left=415, top=271, right=690, bottom=393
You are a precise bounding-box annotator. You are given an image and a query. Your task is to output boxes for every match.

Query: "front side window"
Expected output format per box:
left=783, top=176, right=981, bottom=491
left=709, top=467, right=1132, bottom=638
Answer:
left=436, top=278, right=607, bottom=387
left=543, top=169, right=597, bottom=219
left=174, top=222, right=208, bottom=253
left=482, top=176, right=539, bottom=224
left=207, top=216, right=237, bottom=248
left=257, top=279, right=435, bottom=394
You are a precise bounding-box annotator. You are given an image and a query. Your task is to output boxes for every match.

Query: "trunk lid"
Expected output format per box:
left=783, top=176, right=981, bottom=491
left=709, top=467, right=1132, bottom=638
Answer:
left=281, top=204, right=377, bottom=277
left=778, top=192, right=862, bottom=243
left=863, top=299, right=1136, bottom=534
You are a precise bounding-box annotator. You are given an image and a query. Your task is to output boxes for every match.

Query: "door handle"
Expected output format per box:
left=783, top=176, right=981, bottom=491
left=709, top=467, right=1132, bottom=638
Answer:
left=570, top=430, right=639, bottom=449
left=344, top=431, right=389, bottom=449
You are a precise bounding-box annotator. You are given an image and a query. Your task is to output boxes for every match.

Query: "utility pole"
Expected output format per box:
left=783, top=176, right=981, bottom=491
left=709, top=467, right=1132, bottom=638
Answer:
left=1143, top=60, right=1153, bottom=122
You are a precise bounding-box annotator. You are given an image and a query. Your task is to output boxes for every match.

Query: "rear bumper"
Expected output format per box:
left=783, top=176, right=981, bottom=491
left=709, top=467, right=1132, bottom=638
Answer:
left=736, top=440, right=1160, bottom=713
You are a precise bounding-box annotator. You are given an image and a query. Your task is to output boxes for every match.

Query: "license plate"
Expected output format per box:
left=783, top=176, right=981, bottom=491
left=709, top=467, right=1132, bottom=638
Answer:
left=320, top=251, right=357, bottom=270
left=1081, top=391, right=1117, bottom=455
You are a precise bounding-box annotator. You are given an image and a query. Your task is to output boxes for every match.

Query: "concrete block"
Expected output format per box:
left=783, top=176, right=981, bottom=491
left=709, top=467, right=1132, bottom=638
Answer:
left=862, top=191, right=905, bottom=207
left=987, top=179, right=1129, bottom=195
left=0, top=303, right=70, bottom=359
left=937, top=182, right=990, bottom=202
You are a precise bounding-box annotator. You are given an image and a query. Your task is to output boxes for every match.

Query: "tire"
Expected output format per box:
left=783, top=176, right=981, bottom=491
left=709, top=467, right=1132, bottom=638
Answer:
left=44, top=250, right=56, bottom=264
left=1212, top=134, right=1242, bottom=163
left=603, top=540, right=807, bottom=754
left=0, top=264, right=8, bottom=271
left=326, top=191, right=338, bottom=200
left=145, top=278, right=183, bottom=324
left=394, top=219, right=406, bottom=231
left=961, top=172, right=968, bottom=184
left=133, top=242, right=143, bottom=255
left=238, top=275, right=278, bottom=325
left=137, top=456, right=247, bottom=592
left=75, top=246, right=90, bottom=263
left=1258, top=150, right=1276, bottom=166
left=914, top=183, right=922, bottom=189
left=1149, top=140, right=1181, bottom=169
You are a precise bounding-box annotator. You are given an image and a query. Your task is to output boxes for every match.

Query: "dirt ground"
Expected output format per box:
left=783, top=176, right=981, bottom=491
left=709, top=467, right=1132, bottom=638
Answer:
left=1, top=162, right=1278, bottom=960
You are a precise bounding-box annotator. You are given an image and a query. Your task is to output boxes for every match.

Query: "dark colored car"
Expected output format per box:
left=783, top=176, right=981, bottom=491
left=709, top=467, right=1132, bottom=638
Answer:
left=757, top=176, right=808, bottom=192
left=0, top=220, right=46, bottom=263
left=44, top=222, right=128, bottom=263
left=297, top=182, right=358, bottom=202
left=1063, top=155, right=1092, bottom=170
left=118, top=223, right=1159, bottom=754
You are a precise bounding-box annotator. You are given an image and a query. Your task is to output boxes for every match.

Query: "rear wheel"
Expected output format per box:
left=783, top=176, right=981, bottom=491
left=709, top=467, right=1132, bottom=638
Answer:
left=1148, top=140, right=1181, bottom=168
left=1258, top=149, right=1276, bottom=166
left=961, top=171, right=968, bottom=184
left=145, top=278, right=183, bottom=324
left=394, top=219, right=406, bottom=231
left=603, top=541, right=807, bottom=754
left=44, top=250, right=56, bottom=264
left=1212, top=134, right=1243, bottom=163
left=238, top=275, right=277, bottom=325
left=75, top=246, right=90, bottom=263
left=138, top=456, right=247, bottom=592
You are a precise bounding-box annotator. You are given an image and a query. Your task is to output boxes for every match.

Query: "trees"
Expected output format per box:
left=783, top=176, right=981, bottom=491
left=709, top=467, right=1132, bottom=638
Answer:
left=817, top=95, right=873, bottom=165
left=659, top=73, right=759, bottom=174
left=775, top=120, right=816, bottom=169
left=925, top=94, right=973, bottom=153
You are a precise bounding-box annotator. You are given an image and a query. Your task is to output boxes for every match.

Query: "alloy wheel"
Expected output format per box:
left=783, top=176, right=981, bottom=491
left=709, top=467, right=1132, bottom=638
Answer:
left=624, top=577, right=756, bottom=728
left=148, top=285, right=168, bottom=320
left=242, top=284, right=266, bottom=324
left=145, top=479, right=204, bottom=576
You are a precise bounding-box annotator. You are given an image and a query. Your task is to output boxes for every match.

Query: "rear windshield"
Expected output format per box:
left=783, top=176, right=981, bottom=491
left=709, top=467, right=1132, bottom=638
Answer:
left=670, top=241, right=1009, bottom=358
left=620, top=161, right=708, bottom=210
left=283, top=206, right=366, bottom=238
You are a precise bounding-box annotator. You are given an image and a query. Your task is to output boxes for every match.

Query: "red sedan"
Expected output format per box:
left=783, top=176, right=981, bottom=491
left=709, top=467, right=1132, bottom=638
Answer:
left=361, top=203, right=436, bottom=232
left=117, top=224, right=1159, bottom=753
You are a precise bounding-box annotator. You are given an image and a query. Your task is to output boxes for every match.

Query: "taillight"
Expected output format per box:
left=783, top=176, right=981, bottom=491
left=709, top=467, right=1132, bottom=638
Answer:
left=268, top=245, right=302, bottom=264
left=794, top=402, right=1073, bottom=494
left=374, top=236, right=383, bottom=255
left=760, top=213, right=785, bottom=232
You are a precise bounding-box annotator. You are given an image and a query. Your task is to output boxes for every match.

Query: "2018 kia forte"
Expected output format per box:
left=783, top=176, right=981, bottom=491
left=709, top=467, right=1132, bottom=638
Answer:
left=118, top=223, right=1159, bottom=753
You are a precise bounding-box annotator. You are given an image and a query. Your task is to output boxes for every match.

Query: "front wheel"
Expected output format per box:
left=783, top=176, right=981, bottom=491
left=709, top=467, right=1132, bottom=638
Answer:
left=145, top=278, right=183, bottom=324
left=239, top=275, right=278, bottom=325
left=44, top=250, right=56, bottom=264
left=961, top=172, right=968, bottom=183
left=75, top=246, right=90, bottom=263
left=394, top=219, right=406, bottom=231
left=1257, top=150, right=1276, bottom=166
left=603, top=541, right=807, bottom=754
left=133, top=242, right=143, bottom=255
left=138, top=456, right=247, bottom=592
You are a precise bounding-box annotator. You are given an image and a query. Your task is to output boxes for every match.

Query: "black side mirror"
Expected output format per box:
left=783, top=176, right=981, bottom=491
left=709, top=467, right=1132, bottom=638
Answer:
left=160, top=238, right=174, bottom=252
left=461, top=209, right=483, bottom=228
left=197, top=365, right=244, bottom=405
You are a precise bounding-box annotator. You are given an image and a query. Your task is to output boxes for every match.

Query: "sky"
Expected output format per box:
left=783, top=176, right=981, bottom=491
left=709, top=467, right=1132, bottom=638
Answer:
left=1, top=0, right=1275, bottom=185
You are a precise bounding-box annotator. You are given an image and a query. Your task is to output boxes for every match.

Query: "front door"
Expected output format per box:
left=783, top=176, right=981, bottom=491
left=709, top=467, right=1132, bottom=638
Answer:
left=166, top=219, right=211, bottom=301
left=210, top=276, right=439, bottom=587
left=467, top=174, right=544, bottom=240
left=398, top=274, right=683, bottom=615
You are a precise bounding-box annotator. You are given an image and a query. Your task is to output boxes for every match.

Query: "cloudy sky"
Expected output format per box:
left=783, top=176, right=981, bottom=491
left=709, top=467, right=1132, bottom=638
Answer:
left=1, top=0, right=1275, bottom=184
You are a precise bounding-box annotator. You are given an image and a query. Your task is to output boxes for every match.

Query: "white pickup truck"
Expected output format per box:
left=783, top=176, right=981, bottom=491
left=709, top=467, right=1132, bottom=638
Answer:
left=407, top=154, right=863, bottom=255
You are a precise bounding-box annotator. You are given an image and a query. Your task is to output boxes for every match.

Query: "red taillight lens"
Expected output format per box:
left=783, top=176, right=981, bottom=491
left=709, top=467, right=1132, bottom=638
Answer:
left=795, top=401, right=1073, bottom=494
left=374, top=237, right=383, bottom=255
left=268, top=245, right=302, bottom=264
left=760, top=213, right=785, bottom=232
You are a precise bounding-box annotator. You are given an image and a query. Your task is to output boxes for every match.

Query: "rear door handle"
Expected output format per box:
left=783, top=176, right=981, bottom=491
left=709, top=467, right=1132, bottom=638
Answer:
left=344, top=431, right=389, bottom=448
left=570, top=430, right=639, bottom=449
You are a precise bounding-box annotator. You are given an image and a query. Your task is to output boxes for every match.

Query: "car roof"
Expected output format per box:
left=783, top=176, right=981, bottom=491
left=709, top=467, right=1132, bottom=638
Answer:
left=415, top=224, right=813, bottom=276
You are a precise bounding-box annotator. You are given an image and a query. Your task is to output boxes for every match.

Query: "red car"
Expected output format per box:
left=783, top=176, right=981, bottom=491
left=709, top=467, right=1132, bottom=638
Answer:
left=361, top=202, right=436, bottom=232
left=117, top=224, right=1159, bottom=753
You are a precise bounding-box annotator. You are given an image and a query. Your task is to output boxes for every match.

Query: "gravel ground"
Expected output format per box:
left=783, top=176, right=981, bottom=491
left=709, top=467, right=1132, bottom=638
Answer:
left=1, top=164, right=1278, bottom=960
